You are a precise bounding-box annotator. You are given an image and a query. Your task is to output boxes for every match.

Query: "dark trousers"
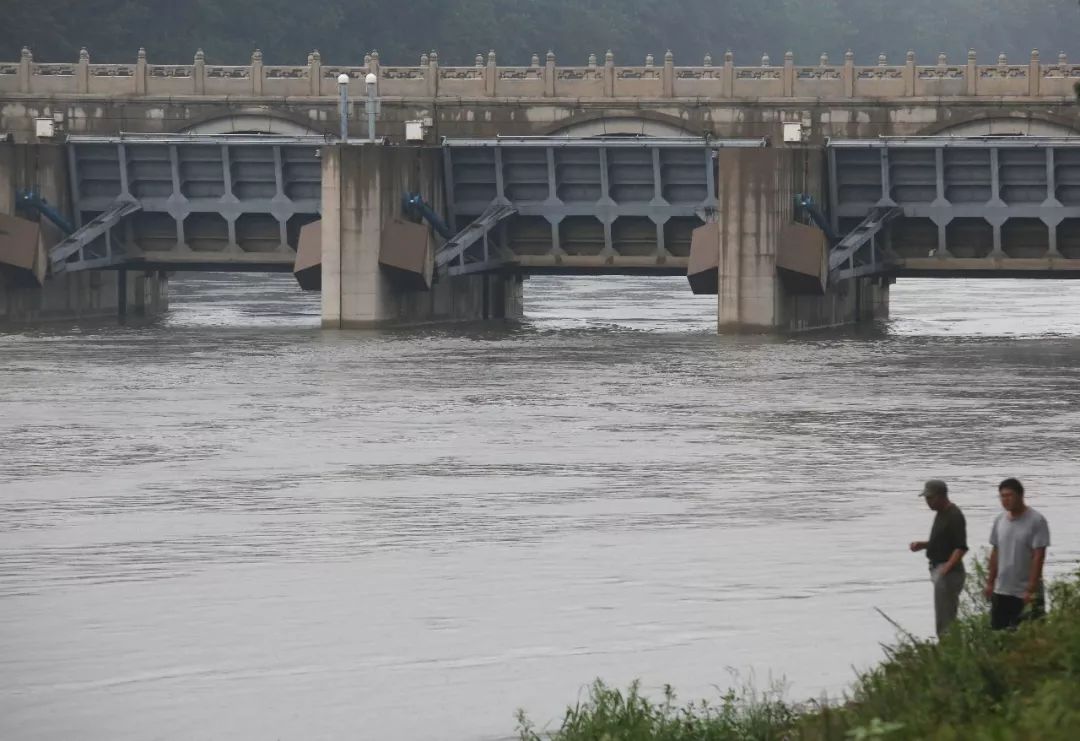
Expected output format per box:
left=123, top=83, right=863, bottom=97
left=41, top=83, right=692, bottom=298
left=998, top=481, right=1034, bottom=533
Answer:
left=991, top=592, right=1045, bottom=630
left=931, top=565, right=965, bottom=637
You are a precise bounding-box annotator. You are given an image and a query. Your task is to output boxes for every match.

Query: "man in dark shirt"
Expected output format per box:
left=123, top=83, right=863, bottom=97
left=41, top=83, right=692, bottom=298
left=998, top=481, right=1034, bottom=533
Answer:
left=909, top=479, right=968, bottom=637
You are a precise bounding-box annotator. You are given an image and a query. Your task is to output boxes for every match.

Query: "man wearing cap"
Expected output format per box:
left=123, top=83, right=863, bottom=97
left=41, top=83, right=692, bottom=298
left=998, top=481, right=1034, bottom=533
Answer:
left=909, top=480, right=968, bottom=637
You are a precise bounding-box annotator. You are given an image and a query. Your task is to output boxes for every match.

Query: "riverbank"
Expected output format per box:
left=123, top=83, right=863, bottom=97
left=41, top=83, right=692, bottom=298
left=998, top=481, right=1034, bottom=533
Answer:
left=518, top=565, right=1080, bottom=740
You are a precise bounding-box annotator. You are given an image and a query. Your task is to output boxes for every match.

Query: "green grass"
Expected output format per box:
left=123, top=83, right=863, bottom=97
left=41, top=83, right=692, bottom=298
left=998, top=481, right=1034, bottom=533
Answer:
left=517, top=562, right=1080, bottom=740
left=515, top=679, right=795, bottom=741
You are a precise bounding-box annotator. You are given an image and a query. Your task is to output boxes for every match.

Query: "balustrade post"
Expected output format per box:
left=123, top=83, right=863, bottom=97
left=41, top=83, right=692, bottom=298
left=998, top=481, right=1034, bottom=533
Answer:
left=782, top=51, right=794, bottom=97
left=544, top=50, right=555, bottom=97
left=722, top=50, right=734, bottom=98
left=134, top=48, right=147, bottom=94
left=904, top=50, right=915, bottom=96
left=842, top=50, right=854, bottom=97
left=309, top=50, right=321, bottom=96
left=662, top=50, right=674, bottom=97
left=193, top=49, right=206, bottom=94
left=251, top=49, right=264, bottom=96
left=965, top=50, right=977, bottom=95
left=601, top=50, right=613, bottom=97
left=18, top=47, right=32, bottom=93
left=1029, top=49, right=1040, bottom=96
left=486, top=50, right=497, bottom=96
left=77, top=48, right=89, bottom=93
left=427, top=51, right=439, bottom=98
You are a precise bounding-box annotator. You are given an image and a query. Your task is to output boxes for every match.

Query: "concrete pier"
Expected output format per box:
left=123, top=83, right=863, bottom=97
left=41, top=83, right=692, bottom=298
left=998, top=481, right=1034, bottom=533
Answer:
left=1, top=268, right=167, bottom=324
left=1, top=139, right=169, bottom=325
left=1, top=269, right=169, bottom=324
left=320, top=144, right=522, bottom=329
left=710, top=147, right=887, bottom=332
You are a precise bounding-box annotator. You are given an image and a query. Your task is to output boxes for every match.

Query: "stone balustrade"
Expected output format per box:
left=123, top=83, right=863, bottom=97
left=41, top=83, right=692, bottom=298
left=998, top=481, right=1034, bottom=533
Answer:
left=2, top=47, right=1078, bottom=99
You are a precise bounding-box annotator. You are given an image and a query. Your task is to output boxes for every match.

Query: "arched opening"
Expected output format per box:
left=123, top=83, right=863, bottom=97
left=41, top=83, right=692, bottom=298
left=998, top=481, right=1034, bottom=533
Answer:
left=926, top=116, right=1080, bottom=138
left=179, top=114, right=323, bottom=137
left=545, top=116, right=696, bottom=139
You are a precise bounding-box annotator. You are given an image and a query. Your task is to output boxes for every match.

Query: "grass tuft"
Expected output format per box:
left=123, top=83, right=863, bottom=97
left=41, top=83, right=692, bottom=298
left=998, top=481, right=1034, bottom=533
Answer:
left=519, top=560, right=1080, bottom=740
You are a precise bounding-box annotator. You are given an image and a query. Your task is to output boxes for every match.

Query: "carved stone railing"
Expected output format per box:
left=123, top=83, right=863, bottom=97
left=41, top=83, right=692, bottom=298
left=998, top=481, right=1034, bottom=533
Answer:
left=2, top=47, right=1078, bottom=100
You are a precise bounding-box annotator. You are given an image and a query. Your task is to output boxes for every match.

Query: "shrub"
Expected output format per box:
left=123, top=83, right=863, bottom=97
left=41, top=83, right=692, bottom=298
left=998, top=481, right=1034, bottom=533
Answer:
left=521, top=565, right=1080, bottom=740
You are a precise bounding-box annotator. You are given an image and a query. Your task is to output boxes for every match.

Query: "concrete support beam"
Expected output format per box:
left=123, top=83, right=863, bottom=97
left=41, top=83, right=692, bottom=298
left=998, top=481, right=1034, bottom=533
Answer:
left=0, top=140, right=169, bottom=325
left=320, top=144, right=395, bottom=327
left=716, top=148, right=785, bottom=330
left=0, top=140, right=13, bottom=216
left=1, top=269, right=168, bottom=324
left=320, top=144, right=522, bottom=329
left=714, top=146, right=889, bottom=333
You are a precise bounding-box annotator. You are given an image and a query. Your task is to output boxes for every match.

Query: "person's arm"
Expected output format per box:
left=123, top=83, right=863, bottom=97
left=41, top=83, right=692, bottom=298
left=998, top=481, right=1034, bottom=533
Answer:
left=909, top=540, right=927, bottom=552
left=939, top=548, right=964, bottom=576
left=1023, top=547, right=1047, bottom=604
left=940, top=510, right=968, bottom=576
left=985, top=547, right=998, bottom=599
left=1023, top=516, right=1051, bottom=604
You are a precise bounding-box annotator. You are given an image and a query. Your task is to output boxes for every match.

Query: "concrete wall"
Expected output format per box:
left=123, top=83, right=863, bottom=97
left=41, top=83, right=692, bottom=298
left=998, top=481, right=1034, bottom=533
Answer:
left=0, top=140, right=69, bottom=245
left=1, top=269, right=169, bottom=324
left=0, top=141, right=13, bottom=216
left=714, top=146, right=888, bottom=332
left=320, top=144, right=522, bottom=328
left=5, top=96, right=1080, bottom=145
left=0, top=139, right=169, bottom=324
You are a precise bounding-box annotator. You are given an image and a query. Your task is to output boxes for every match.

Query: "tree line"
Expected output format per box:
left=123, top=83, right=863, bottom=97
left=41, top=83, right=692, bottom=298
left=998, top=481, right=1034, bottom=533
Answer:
left=3, top=0, right=1079, bottom=66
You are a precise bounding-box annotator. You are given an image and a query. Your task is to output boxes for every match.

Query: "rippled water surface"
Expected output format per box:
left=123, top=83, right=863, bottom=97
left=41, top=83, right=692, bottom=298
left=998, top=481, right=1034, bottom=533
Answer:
left=2, top=275, right=1080, bottom=741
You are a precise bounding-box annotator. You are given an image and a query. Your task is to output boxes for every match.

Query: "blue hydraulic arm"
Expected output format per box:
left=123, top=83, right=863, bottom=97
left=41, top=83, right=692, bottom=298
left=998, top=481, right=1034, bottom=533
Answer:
left=16, top=187, right=75, bottom=235
left=402, top=192, right=453, bottom=240
left=794, top=193, right=837, bottom=245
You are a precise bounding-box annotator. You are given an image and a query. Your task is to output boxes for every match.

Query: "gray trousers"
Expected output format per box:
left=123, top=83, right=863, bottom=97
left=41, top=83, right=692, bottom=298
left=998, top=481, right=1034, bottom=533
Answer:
left=931, top=565, right=966, bottom=637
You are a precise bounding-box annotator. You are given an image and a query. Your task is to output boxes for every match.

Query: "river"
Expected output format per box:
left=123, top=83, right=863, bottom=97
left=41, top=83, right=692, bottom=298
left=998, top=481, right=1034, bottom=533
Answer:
left=2, top=274, right=1079, bottom=740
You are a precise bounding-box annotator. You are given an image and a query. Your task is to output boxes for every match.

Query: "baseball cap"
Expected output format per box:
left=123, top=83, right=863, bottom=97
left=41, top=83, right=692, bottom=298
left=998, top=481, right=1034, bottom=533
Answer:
left=920, top=479, right=948, bottom=498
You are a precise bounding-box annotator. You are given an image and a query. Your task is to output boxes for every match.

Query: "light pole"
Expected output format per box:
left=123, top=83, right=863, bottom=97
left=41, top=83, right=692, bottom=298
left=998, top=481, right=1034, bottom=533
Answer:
left=337, top=73, right=350, bottom=142
left=365, top=72, right=379, bottom=142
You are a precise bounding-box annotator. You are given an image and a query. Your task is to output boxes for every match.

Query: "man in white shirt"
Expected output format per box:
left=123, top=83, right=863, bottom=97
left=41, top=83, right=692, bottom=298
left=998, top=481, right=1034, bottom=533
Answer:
left=984, top=478, right=1051, bottom=630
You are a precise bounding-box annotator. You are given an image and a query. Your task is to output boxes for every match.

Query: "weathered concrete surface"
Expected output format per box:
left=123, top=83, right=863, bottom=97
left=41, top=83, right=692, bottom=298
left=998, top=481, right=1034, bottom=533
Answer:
left=1, top=269, right=169, bottom=324
left=0, top=139, right=169, bottom=324
left=320, top=144, right=521, bottom=328
left=2, top=47, right=1076, bottom=104
left=4, top=95, right=1080, bottom=144
left=712, top=147, right=887, bottom=332
left=0, top=212, right=46, bottom=283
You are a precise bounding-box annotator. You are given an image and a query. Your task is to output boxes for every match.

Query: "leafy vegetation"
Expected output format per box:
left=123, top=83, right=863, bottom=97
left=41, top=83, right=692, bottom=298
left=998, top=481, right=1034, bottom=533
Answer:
left=4, top=0, right=1080, bottom=67
left=519, top=563, right=1080, bottom=740
left=516, top=680, right=796, bottom=741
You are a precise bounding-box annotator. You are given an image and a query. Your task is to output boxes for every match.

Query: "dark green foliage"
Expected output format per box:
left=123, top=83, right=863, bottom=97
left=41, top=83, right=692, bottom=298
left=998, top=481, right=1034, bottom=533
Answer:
left=521, top=566, right=1080, bottom=740
left=3, top=0, right=1079, bottom=66
left=516, top=679, right=796, bottom=741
